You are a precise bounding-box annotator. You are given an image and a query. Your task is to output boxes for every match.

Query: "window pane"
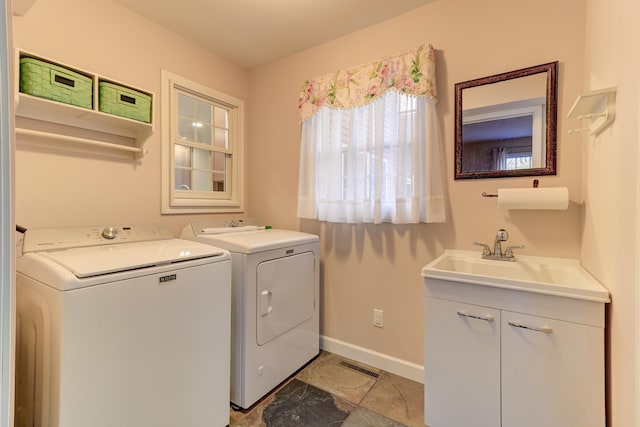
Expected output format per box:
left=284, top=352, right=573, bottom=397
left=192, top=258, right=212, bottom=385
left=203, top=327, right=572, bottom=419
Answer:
left=178, top=117, right=196, bottom=141
left=214, top=106, right=228, bottom=128
left=213, top=173, right=226, bottom=192
left=174, top=168, right=191, bottom=190
left=197, top=125, right=213, bottom=145
left=214, top=128, right=228, bottom=149
left=178, top=94, right=195, bottom=118
left=212, top=152, right=227, bottom=192
left=506, top=155, right=532, bottom=170
left=193, top=170, right=211, bottom=191
left=212, top=152, right=226, bottom=172
left=194, top=148, right=211, bottom=170
left=197, top=100, right=212, bottom=124
left=174, top=144, right=191, bottom=168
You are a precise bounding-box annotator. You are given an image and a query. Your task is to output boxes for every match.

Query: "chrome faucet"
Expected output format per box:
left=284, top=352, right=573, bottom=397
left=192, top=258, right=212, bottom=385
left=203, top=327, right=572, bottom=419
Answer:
left=473, top=229, right=524, bottom=261
left=494, top=228, right=508, bottom=257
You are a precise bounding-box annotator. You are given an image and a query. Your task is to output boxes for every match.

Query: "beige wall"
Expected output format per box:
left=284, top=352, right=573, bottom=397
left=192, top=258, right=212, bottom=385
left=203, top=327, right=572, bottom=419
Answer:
left=12, top=0, right=249, bottom=233
left=249, top=0, right=585, bottom=366
left=582, top=0, right=639, bottom=425
left=16, top=1, right=636, bottom=425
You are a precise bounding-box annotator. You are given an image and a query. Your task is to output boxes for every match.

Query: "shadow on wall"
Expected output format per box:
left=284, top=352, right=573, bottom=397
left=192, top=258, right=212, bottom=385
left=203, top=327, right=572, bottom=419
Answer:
left=502, top=203, right=582, bottom=257
left=299, top=219, right=454, bottom=262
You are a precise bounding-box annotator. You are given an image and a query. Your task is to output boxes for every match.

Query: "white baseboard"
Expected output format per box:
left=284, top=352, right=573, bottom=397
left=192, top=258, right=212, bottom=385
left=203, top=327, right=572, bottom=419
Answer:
left=320, top=335, right=424, bottom=384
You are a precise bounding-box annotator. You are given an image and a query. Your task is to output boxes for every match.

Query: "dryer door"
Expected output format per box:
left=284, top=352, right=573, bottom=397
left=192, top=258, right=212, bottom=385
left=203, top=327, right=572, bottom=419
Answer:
left=256, top=252, right=315, bottom=346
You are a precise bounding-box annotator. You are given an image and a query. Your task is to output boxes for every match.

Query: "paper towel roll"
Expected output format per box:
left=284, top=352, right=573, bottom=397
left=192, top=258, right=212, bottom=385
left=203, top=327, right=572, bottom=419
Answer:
left=497, top=187, right=569, bottom=210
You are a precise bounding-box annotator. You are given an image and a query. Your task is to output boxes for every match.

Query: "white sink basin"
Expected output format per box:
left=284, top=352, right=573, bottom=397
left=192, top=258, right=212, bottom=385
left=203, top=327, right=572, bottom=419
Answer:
left=422, top=249, right=610, bottom=302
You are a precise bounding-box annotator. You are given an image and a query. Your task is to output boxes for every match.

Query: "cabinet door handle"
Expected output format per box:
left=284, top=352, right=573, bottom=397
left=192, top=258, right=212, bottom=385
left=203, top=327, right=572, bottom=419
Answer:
left=456, top=309, right=494, bottom=322
left=508, top=320, right=552, bottom=334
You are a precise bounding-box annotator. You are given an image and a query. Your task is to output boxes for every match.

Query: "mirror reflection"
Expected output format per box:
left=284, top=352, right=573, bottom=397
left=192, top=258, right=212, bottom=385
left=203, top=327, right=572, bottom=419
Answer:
left=454, top=62, right=558, bottom=179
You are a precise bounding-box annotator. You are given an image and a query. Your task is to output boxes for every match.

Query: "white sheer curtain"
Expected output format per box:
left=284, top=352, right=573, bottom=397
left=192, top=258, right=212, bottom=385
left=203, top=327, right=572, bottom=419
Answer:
left=493, top=147, right=507, bottom=170
left=297, top=91, right=445, bottom=224
left=296, top=44, right=445, bottom=224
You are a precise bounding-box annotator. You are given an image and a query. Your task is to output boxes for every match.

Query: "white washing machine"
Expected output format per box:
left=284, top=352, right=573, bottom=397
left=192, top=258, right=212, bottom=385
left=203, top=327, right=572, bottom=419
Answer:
left=14, top=224, right=232, bottom=427
left=181, top=222, right=320, bottom=409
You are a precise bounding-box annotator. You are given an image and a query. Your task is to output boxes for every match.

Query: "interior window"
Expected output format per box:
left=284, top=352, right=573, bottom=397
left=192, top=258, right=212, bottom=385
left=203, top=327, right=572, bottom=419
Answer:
left=161, top=70, right=244, bottom=213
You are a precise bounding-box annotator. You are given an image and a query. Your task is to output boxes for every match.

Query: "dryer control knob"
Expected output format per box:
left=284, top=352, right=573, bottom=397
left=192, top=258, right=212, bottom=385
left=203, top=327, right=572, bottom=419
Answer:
left=102, top=226, right=118, bottom=240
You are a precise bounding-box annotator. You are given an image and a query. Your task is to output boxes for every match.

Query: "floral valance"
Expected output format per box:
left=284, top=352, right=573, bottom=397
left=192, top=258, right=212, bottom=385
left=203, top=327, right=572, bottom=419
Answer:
left=298, top=44, right=437, bottom=121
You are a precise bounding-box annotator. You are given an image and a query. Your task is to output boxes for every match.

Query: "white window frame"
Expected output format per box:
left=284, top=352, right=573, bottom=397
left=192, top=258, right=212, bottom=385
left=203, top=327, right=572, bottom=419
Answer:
left=161, top=70, right=244, bottom=214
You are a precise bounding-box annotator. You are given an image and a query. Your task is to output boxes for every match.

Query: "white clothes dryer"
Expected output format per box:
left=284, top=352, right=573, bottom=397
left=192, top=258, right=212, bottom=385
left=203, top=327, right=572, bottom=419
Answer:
left=14, top=224, right=232, bottom=427
left=182, top=222, right=320, bottom=409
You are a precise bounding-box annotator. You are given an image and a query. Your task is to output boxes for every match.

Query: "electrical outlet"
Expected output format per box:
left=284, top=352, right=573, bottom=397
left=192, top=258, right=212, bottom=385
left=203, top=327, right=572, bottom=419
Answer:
left=373, top=309, right=384, bottom=328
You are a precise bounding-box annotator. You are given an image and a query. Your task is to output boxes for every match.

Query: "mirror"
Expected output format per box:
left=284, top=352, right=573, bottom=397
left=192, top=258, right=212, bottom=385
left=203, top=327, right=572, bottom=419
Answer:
left=454, top=62, right=558, bottom=179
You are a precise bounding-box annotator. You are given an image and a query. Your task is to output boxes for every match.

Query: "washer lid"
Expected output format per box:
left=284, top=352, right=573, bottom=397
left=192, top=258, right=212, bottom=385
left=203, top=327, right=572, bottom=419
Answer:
left=40, top=239, right=227, bottom=278
left=192, top=229, right=319, bottom=254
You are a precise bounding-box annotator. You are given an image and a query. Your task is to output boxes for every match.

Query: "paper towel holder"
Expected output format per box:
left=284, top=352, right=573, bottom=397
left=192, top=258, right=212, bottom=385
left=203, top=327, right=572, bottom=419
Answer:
left=482, top=179, right=539, bottom=197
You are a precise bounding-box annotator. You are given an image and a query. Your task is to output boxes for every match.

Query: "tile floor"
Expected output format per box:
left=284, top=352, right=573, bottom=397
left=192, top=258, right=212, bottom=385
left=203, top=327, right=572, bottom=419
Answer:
left=229, top=351, right=424, bottom=427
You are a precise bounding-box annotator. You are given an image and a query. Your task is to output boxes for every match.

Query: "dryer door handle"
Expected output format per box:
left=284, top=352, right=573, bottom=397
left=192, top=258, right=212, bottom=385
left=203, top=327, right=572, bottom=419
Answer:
left=260, top=290, right=273, bottom=316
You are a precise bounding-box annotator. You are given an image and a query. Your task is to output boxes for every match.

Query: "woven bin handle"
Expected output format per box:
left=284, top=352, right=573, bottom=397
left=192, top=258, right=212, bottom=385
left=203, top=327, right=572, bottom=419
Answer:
left=50, top=70, right=76, bottom=88
left=118, top=92, right=137, bottom=105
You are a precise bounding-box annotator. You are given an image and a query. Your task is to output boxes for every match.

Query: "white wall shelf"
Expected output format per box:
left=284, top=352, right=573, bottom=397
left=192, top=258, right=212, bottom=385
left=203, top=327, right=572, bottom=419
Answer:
left=14, top=49, right=154, bottom=158
left=567, top=87, right=617, bottom=135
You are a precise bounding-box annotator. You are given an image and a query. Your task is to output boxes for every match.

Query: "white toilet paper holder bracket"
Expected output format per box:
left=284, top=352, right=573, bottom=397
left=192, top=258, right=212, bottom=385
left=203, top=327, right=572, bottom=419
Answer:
left=482, top=179, right=539, bottom=198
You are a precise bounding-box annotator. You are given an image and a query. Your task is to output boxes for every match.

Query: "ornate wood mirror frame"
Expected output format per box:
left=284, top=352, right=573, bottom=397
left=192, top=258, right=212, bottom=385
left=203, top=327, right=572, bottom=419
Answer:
left=454, top=61, right=558, bottom=179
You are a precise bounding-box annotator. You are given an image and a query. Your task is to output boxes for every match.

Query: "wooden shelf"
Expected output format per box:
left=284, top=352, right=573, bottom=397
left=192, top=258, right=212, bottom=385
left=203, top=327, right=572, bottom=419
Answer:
left=16, top=93, right=153, bottom=140
left=15, top=49, right=154, bottom=157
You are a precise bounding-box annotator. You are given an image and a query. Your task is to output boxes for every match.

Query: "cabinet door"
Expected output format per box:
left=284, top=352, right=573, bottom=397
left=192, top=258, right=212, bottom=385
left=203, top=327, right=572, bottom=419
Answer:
left=501, top=311, right=605, bottom=427
left=425, top=297, right=501, bottom=427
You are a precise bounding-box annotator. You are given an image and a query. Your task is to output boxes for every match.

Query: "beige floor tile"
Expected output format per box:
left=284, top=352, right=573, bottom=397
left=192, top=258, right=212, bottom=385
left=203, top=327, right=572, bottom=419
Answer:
left=359, top=371, right=424, bottom=427
left=342, top=407, right=408, bottom=427
left=230, top=394, right=273, bottom=427
left=296, top=352, right=380, bottom=405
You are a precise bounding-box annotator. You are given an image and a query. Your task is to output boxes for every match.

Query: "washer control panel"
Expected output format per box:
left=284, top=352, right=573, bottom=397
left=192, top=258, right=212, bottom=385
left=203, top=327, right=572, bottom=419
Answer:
left=101, top=226, right=119, bottom=240
left=22, top=224, right=174, bottom=253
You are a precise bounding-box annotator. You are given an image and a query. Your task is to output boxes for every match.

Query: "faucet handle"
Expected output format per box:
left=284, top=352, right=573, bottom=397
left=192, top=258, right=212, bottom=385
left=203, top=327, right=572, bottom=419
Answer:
left=473, top=242, right=491, bottom=256
left=504, top=245, right=525, bottom=257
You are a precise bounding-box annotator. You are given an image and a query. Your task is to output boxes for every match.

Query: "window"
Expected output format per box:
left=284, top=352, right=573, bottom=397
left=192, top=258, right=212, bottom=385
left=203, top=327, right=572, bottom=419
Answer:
left=338, top=94, right=417, bottom=202
left=161, top=70, right=244, bottom=213
left=298, top=92, right=445, bottom=224
left=296, top=44, right=445, bottom=224
left=505, top=152, right=533, bottom=170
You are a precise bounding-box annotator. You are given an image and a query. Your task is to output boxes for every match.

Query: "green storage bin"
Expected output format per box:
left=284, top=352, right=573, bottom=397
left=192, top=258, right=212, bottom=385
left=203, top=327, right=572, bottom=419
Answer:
left=99, top=82, right=151, bottom=123
left=20, top=57, right=93, bottom=109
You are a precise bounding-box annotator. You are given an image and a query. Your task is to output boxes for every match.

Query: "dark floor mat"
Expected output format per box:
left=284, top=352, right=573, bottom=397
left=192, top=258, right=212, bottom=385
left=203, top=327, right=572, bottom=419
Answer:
left=261, top=379, right=351, bottom=427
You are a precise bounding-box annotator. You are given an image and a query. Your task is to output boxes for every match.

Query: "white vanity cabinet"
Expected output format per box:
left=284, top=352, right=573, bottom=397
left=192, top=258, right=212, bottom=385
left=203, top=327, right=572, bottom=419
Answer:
left=425, top=298, right=501, bottom=426
left=423, top=251, right=609, bottom=427
left=500, top=311, right=604, bottom=427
